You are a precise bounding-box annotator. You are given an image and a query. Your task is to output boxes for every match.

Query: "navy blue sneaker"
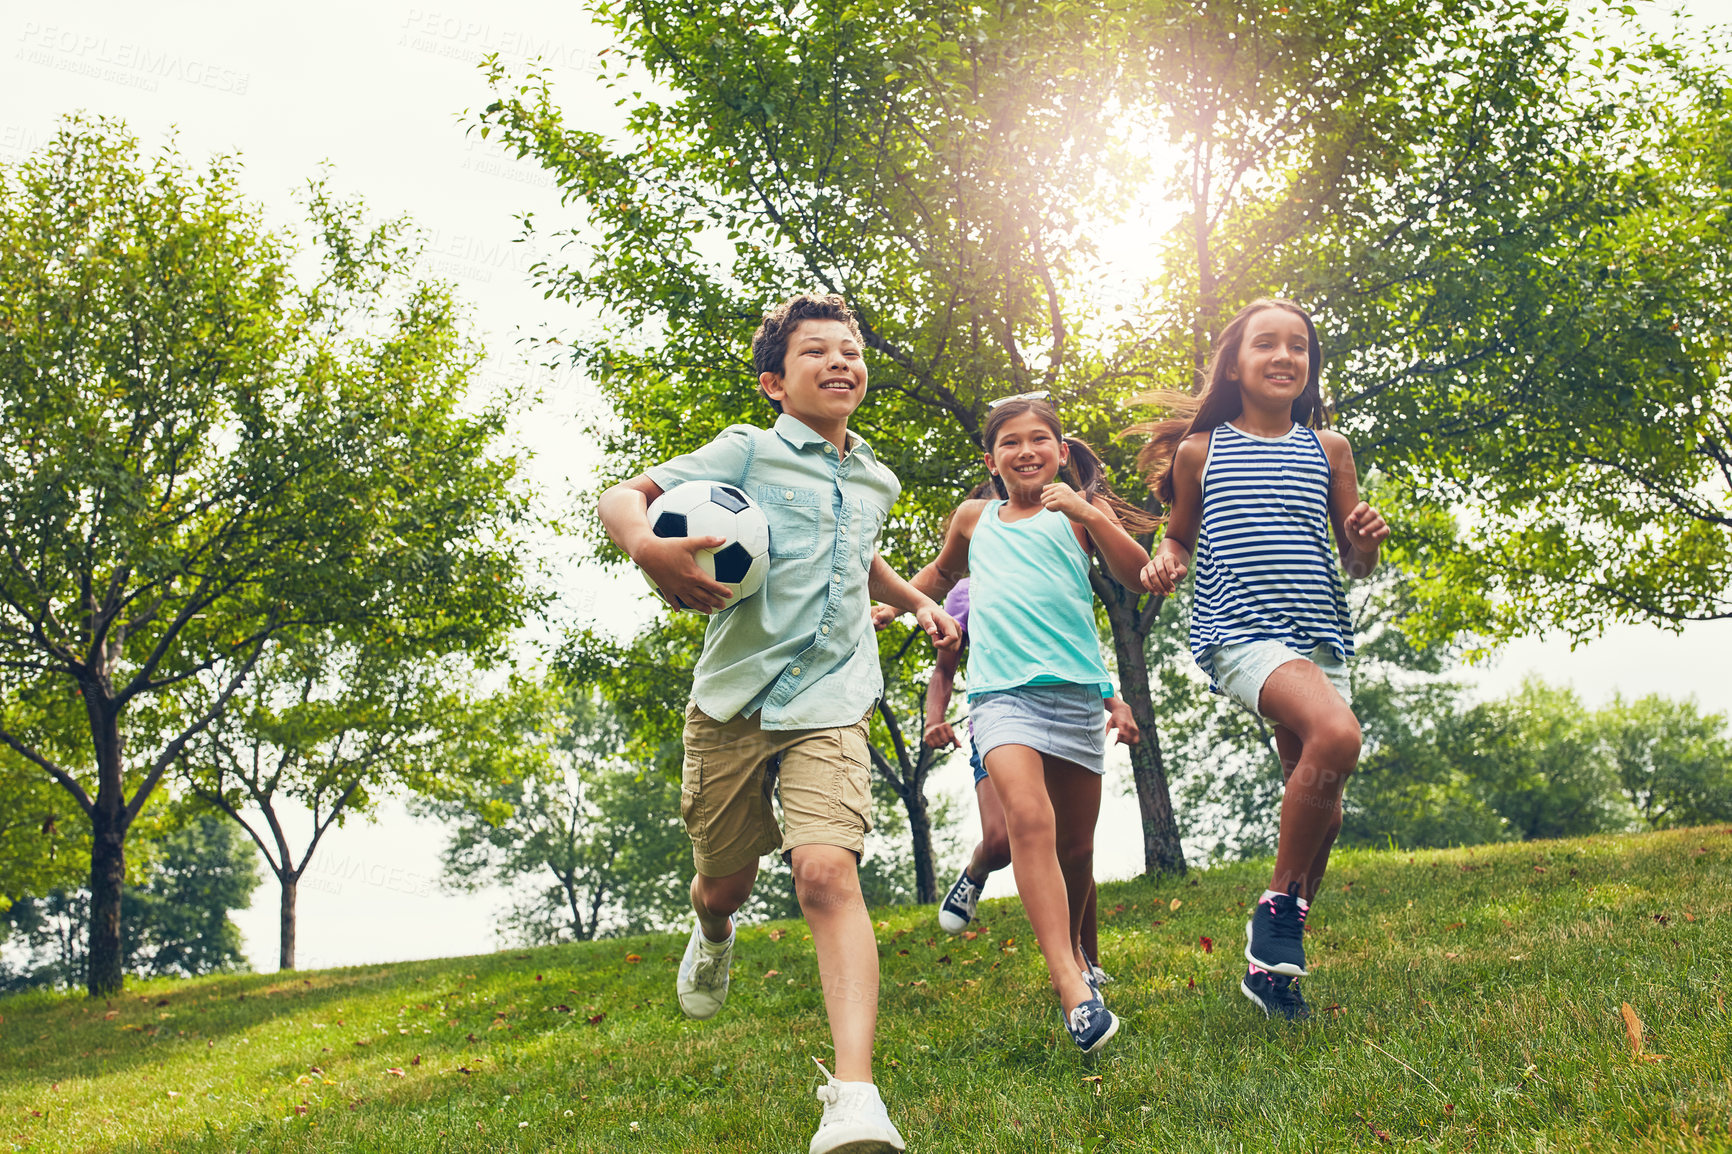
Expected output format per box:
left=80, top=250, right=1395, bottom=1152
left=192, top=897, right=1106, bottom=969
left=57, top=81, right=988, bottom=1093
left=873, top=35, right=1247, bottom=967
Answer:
left=1064, top=997, right=1119, bottom=1054
left=937, top=868, right=983, bottom=934
left=1241, top=963, right=1311, bottom=1021
left=1079, top=946, right=1104, bottom=1003
left=1245, top=885, right=1308, bottom=976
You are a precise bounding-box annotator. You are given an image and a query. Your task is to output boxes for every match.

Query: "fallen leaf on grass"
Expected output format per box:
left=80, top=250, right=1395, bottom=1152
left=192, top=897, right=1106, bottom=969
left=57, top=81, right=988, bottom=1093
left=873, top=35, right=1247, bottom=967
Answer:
left=1620, top=1003, right=1664, bottom=1061
left=960, top=930, right=979, bottom=941
left=1109, top=904, right=1125, bottom=915
left=551, top=1004, right=572, bottom=1013
left=587, top=1014, right=605, bottom=1025
left=769, top=928, right=786, bottom=941
left=1444, top=952, right=1460, bottom=960
left=1684, top=913, right=1697, bottom=923
left=102, top=1011, right=118, bottom=1021
left=1199, top=936, right=1213, bottom=953
left=1354, top=1111, right=1392, bottom=1144
left=412, top=1055, right=421, bottom=1066
left=625, top=955, right=641, bottom=964
left=1445, top=922, right=1464, bottom=931
left=1169, top=898, right=1183, bottom=912
left=385, top=1068, right=405, bottom=1078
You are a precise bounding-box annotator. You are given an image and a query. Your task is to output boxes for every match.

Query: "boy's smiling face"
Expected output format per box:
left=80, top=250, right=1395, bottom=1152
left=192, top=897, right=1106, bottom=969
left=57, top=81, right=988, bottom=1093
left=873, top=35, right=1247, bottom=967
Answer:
left=760, top=319, right=868, bottom=431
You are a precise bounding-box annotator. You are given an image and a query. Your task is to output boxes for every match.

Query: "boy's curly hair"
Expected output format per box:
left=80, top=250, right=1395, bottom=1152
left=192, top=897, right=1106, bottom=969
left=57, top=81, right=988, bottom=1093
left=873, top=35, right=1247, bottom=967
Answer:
left=751, top=293, right=864, bottom=414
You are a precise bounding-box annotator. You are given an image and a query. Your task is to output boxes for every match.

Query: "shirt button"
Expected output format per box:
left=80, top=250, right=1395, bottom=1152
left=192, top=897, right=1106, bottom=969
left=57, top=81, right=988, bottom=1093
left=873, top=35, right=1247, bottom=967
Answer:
left=791, top=666, right=802, bottom=676
left=784, top=490, right=794, bottom=500
left=821, top=625, right=830, bottom=634
left=825, top=444, right=834, bottom=453
left=832, top=574, right=841, bottom=583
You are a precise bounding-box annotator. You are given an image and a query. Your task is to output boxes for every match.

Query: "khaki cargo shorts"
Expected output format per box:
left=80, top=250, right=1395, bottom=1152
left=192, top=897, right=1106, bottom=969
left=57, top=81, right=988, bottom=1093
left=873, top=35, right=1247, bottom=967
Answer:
left=680, top=701, right=874, bottom=877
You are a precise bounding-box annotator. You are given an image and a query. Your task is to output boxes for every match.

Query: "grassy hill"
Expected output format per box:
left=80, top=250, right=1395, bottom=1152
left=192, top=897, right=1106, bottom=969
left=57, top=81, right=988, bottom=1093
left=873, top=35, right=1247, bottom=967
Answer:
left=2, top=828, right=1729, bottom=1153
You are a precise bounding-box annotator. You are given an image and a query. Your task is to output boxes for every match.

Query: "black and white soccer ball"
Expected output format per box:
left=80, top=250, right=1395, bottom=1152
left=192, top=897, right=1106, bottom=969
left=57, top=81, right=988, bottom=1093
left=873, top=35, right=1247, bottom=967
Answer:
left=643, top=480, right=771, bottom=604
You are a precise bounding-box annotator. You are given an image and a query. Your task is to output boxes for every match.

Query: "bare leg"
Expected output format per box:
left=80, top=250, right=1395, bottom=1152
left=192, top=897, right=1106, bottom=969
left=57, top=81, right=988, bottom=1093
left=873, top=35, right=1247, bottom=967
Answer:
left=692, top=862, right=757, bottom=942
left=965, top=776, right=1013, bottom=882
left=1080, top=882, right=1099, bottom=966
left=792, top=844, right=879, bottom=1083
left=1259, top=662, right=1360, bottom=902
left=986, top=744, right=1095, bottom=1013
left=1273, top=726, right=1338, bottom=899
left=1044, top=756, right=1101, bottom=979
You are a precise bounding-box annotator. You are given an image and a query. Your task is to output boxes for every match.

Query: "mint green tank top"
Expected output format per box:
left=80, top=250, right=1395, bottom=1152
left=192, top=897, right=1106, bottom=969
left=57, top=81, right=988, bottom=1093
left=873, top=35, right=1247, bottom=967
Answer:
left=965, top=500, right=1113, bottom=700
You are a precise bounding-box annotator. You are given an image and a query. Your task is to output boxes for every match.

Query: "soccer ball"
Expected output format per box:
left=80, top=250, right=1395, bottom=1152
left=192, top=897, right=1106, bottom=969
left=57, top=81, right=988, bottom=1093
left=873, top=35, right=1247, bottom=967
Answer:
left=643, top=480, right=771, bottom=604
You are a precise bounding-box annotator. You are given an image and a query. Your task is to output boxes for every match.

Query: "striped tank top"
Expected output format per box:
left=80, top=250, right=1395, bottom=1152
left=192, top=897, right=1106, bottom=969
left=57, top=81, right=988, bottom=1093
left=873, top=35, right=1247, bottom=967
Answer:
left=966, top=502, right=1112, bottom=700
left=1190, top=422, right=1353, bottom=680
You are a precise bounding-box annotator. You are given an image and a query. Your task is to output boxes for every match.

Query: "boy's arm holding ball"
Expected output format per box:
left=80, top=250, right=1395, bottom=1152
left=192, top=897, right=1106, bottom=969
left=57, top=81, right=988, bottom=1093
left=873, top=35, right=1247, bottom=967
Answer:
left=598, top=475, right=735, bottom=614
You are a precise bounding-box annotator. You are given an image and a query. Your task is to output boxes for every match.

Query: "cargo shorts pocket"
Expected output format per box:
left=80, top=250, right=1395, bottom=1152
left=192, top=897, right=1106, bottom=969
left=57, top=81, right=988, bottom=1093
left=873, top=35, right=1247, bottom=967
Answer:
left=836, top=718, right=873, bottom=835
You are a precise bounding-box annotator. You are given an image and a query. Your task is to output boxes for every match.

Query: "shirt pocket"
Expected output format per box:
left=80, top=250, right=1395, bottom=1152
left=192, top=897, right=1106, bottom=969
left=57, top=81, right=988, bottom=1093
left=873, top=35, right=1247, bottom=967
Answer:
left=856, top=500, right=884, bottom=571
left=757, top=484, right=820, bottom=560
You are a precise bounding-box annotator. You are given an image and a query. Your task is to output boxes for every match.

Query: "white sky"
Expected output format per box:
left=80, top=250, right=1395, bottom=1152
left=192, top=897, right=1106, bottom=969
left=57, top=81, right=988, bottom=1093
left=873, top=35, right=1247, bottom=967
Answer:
left=4, top=0, right=1729, bottom=972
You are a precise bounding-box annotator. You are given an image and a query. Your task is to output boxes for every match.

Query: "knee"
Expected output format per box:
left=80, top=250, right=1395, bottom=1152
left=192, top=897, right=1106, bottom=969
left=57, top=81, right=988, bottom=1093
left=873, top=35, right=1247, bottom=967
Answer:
left=791, top=849, right=862, bottom=911
left=1057, top=835, right=1095, bottom=873
left=1311, top=714, right=1362, bottom=773
left=695, top=872, right=752, bottom=917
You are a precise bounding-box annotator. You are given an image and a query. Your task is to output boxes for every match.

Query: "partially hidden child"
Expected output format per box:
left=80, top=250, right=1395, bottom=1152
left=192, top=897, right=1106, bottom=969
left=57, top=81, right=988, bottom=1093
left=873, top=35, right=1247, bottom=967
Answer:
left=1131, top=297, right=1390, bottom=1020
left=597, top=293, right=960, bottom=1154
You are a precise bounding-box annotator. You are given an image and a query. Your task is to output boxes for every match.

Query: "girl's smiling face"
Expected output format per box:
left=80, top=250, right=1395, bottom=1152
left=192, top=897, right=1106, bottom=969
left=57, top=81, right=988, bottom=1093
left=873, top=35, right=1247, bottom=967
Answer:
left=986, top=410, right=1067, bottom=498
left=1232, top=307, right=1311, bottom=412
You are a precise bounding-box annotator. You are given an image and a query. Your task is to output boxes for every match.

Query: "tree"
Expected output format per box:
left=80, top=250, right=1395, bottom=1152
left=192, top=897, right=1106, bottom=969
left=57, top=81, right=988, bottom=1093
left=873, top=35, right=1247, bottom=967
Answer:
left=475, top=0, right=1719, bottom=875
left=0, top=118, right=536, bottom=994
left=422, top=681, right=693, bottom=943
left=0, top=766, right=87, bottom=913
left=0, top=812, right=259, bottom=991
left=177, top=634, right=483, bottom=970
left=477, top=0, right=1193, bottom=872
left=1599, top=694, right=1732, bottom=830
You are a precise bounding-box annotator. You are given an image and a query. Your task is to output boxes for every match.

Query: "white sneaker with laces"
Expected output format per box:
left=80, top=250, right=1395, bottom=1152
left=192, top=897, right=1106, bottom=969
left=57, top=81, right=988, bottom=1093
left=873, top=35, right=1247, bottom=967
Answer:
left=808, top=1058, right=906, bottom=1154
left=676, top=920, right=734, bottom=1020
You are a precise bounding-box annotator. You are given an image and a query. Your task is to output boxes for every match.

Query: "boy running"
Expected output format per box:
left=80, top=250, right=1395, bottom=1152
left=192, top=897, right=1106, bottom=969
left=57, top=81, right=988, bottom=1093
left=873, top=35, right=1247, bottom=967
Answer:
left=598, top=292, right=959, bottom=1154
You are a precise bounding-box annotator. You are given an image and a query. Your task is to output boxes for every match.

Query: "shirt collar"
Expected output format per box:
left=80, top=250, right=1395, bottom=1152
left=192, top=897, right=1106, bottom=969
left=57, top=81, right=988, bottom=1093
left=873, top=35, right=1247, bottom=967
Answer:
left=773, top=413, right=876, bottom=461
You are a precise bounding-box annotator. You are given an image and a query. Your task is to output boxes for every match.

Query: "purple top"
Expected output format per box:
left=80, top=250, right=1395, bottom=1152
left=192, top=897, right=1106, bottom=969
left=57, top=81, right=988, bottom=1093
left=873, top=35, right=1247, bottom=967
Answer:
left=942, top=578, right=970, bottom=637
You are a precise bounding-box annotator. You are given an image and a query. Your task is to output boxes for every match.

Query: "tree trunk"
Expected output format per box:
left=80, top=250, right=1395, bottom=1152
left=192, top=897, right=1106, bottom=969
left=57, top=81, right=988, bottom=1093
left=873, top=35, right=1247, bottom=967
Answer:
left=903, top=781, right=938, bottom=904
left=87, top=808, right=127, bottom=996
left=85, top=695, right=129, bottom=996
left=1102, top=591, right=1187, bottom=875
left=279, top=874, right=297, bottom=971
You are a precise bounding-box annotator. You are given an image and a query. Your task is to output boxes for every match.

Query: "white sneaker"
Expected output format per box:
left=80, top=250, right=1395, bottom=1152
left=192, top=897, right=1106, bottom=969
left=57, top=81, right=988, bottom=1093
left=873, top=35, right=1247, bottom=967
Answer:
left=676, top=920, right=734, bottom=1020
left=809, top=1059, right=906, bottom=1154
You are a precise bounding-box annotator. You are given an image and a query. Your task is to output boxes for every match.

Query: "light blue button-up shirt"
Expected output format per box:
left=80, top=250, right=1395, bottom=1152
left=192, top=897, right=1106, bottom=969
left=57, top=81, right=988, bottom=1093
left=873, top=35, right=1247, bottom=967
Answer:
left=646, top=413, right=900, bottom=731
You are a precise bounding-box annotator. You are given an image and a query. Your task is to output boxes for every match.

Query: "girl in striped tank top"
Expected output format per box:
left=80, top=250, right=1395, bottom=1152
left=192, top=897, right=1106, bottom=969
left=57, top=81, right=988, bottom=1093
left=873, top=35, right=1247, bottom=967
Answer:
left=1132, top=299, right=1389, bottom=1021
left=910, top=397, right=1156, bottom=1055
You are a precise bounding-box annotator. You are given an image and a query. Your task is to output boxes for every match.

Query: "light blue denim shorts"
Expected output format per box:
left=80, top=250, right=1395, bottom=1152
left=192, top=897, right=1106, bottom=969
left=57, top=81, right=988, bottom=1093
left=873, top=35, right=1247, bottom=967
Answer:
left=1203, top=639, right=1352, bottom=718
left=968, top=682, right=1107, bottom=775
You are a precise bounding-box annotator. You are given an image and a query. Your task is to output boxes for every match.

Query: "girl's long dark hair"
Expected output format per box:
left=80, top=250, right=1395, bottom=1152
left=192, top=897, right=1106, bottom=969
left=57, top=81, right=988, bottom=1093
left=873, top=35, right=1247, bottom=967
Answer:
left=1126, top=298, right=1328, bottom=509
left=982, top=398, right=1161, bottom=535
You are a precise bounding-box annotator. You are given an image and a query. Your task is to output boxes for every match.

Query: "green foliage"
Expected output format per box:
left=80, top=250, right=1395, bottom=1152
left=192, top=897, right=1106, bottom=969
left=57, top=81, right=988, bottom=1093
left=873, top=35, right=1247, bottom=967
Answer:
left=0, top=813, right=259, bottom=991
left=1601, top=692, right=1732, bottom=829
left=0, top=115, right=538, bottom=992
left=0, top=768, right=86, bottom=914
left=1, top=830, right=1728, bottom=1151
left=420, top=680, right=693, bottom=942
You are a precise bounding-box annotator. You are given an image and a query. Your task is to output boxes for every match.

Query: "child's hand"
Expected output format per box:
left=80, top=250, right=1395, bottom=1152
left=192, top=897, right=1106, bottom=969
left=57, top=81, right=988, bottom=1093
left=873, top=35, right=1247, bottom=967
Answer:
left=636, top=535, right=734, bottom=614
left=1039, top=482, right=1093, bottom=521
left=916, top=604, right=962, bottom=652
left=1106, top=698, right=1140, bottom=746
left=923, top=720, right=960, bottom=749
left=870, top=602, right=899, bottom=631
left=1342, top=501, right=1390, bottom=553
left=1142, top=552, right=1187, bottom=594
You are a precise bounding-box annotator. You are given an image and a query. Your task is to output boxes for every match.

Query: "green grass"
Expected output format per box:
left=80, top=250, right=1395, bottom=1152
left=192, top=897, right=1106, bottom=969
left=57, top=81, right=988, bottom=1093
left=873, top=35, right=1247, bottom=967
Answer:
left=3, top=828, right=1731, bottom=1153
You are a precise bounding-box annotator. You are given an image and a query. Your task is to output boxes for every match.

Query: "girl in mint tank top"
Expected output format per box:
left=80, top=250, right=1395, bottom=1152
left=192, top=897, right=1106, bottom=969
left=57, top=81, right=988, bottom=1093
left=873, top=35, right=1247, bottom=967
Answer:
left=914, top=396, right=1156, bottom=1055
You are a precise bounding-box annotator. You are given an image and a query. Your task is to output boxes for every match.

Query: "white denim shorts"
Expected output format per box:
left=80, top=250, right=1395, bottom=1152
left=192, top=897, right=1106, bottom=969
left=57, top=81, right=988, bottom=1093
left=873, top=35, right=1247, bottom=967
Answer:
left=1203, top=639, right=1352, bottom=718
